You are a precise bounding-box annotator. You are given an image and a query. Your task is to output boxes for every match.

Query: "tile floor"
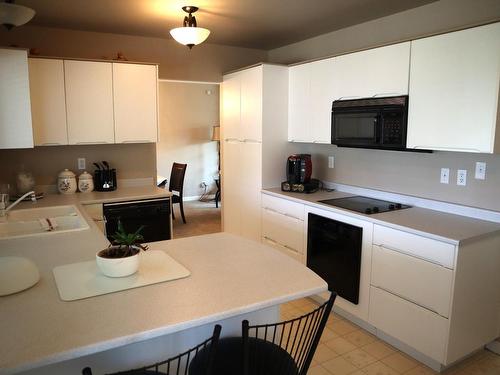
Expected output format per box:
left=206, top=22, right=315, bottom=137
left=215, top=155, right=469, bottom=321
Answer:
left=280, top=298, right=500, bottom=375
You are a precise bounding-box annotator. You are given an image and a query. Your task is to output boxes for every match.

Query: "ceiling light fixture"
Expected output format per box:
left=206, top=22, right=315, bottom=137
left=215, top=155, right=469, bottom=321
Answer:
left=170, top=6, right=210, bottom=49
left=0, top=0, right=35, bottom=30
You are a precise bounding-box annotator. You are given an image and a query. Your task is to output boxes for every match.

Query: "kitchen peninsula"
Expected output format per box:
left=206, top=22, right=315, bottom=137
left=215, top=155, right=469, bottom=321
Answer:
left=0, top=207, right=326, bottom=375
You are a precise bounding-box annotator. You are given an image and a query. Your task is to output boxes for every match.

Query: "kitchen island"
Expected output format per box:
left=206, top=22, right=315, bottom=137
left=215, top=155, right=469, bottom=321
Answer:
left=0, top=230, right=327, bottom=374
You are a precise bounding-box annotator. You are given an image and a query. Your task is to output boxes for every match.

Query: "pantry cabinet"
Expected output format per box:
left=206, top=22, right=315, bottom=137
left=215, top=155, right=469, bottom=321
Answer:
left=29, top=58, right=68, bottom=146
left=65, top=60, right=115, bottom=145
left=288, top=64, right=311, bottom=143
left=0, top=48, right=33, bottom=149
left=113, top=63, right=158, bottom=143
left=407, top=23, right=500, bottom=153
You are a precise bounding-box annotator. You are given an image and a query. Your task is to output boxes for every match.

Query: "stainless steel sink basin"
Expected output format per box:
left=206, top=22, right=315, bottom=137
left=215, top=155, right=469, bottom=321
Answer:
left=0, top=205, right=89, bottom=240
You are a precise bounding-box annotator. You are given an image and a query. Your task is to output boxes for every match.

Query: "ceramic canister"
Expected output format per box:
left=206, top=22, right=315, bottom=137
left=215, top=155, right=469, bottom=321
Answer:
left=57, top=169, right=77, bottom=194
left=78, top=171, right=94, bottom=193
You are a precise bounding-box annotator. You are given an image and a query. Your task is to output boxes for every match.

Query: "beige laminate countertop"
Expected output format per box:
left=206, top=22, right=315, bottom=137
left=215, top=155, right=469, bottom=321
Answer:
left=0, top=219, right=326, bottom=374
left=263, top=188, right=500, bottom=244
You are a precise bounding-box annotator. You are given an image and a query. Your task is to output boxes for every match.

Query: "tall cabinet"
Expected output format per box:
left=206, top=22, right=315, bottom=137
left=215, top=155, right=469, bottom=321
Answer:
left=221, top=64, right=288, bottom=242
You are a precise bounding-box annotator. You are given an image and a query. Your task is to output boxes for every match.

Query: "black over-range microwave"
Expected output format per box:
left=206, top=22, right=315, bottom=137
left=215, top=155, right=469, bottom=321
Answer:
left=331, top=95, right=409, bottom=151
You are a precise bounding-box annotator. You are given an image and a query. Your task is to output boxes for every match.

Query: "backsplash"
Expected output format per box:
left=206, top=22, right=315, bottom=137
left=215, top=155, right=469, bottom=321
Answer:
left=286, top=142, right=500, bottom=212
left=0, top=143, right=156, bottom=194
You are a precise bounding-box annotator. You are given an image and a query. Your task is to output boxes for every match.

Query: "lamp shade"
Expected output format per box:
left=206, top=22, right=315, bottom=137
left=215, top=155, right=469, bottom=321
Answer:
left=211, top=126, right=220, bottom=141
left=0, top=2, right=35, bottom=30
left=170, top=27, right=210, bottom=48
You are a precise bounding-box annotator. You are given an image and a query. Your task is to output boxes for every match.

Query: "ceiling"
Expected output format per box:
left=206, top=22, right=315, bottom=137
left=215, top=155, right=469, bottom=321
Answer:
left=15, top=0, right=438, bottom=49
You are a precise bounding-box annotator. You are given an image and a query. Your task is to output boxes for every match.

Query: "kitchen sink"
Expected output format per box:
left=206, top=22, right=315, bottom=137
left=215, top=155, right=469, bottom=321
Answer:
left=0, top=205, right=89, bottom=240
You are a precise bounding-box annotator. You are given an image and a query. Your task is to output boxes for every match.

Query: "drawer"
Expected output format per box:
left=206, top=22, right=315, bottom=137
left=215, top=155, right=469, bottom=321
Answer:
left=261, top=194, right=304, bottom=220
left=262, top=207, right=304, bottom=253
left=262, top=237, right=303, bottom=263
left=373, top=225, right=455, bottom=268
left=369, top=286, right=448, bottom=363
left=372, top=245, right=453, bottom=317
left=82, top=203, right=104, bottom=220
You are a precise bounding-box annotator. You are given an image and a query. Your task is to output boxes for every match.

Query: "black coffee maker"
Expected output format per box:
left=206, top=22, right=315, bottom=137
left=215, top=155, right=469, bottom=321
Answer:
left=281, top=154, right=319, bottom=193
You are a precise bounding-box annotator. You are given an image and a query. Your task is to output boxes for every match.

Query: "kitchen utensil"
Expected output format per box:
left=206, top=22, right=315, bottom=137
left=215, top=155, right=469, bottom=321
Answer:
left=93, top=162, right=101, bottom=170
left=102, top=161, right=110, bottom=171
left=57, top=169, right=77, bottom=194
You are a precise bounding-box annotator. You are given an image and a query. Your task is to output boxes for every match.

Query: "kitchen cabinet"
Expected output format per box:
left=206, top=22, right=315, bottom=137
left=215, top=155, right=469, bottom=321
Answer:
left=113, top=63, right=158, bottom=143
left=29, top=58, right=68, bottom=146
left=407, top=23, right=500, bottom=153
left=65, top=60, right=115, bottom=145
left=82, top=203, right=106, bottom=235
left=288, top=64, right=311, bottom=143
left=0, top=48, right=33, bottom=149
left=221, top=64, right=288, bottom=242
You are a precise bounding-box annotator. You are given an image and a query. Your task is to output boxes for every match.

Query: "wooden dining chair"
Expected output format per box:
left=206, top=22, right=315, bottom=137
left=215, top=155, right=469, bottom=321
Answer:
left=189, top=293, right=336, bottom=375
left=82, top=324, right=221, bottom=375
left=169, top=162, right=187, bottom=224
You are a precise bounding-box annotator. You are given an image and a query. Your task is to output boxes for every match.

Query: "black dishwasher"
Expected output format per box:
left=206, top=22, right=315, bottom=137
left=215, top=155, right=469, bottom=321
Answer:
left=103, top=198, right=171, bottom=243
left=307, top=213, right=362, bottom=304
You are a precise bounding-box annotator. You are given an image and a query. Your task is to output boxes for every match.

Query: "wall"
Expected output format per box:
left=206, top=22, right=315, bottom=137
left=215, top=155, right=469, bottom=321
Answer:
left=157, top=81, right=219, bottom=198
left=0, top=143, right=156, bottom=193
left=268, top=0, right=500, bottom=212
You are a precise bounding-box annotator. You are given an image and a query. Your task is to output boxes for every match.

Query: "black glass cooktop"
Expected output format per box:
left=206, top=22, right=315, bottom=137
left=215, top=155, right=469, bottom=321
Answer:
left=318, top=196, right=411, bottom=215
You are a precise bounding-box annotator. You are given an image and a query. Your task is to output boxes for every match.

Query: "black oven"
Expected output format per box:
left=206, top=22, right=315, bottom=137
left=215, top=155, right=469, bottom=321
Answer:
left=331, top=95, right=408, bottom=151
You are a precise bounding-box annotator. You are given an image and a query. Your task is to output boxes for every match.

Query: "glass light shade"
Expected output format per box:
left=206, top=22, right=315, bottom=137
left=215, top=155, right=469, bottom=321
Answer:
left=0, top=3, right=35, bottom=28
left=170, top=27, right=210, bottom=47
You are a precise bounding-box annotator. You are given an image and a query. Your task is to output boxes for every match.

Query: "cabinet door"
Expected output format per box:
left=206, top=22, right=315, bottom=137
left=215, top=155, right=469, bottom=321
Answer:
left=240, top=66, right=262, bottom=142
left=407, top=23, right=500, bottom=153
left=65, top=60, right=114, bottom=145
left=221, top=74, right=241, bottom=141
left=309, top=58, right=336, bottom=143
left=29, top=58, right=68, bottom=146
left=0, top=49, right=33, bottom=149
left=239, top=141, right=262, bottom=241
left=288, top=64, right=311, bottom=142
left=113, top=63, right=158, bottom=143
left=333, top=42, right=410, bottom=100
left=222, top=140, right=241, bottom=235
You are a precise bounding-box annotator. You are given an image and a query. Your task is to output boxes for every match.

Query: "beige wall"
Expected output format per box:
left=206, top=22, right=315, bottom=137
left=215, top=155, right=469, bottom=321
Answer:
left=157, top=82, right=219, bottom=198
left=0, top=143, right=156, bottom=192
left=0, top=25, right=267, bottom=81
left=269, top=0, right=500, bottom=212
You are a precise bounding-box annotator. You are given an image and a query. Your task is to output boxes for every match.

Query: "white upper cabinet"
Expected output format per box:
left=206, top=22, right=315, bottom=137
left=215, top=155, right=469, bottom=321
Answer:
left=407, top=23, right=500, bottom=153
left=309, top=58, right=336, bottom=143
left=64, top=60, right=114, bottom=145
left=0, top=49, right=33, bottom=149
left=288, top=64, right=311, bottom=142
left=332, top=42, right=410, bottom=100
left=113, top=63, right=158, bottom=143
left=29, top=58, right=68, bottom=146
left=240, top=66, right=263, bottom=142
left=221, top=74, right=241, bottom=141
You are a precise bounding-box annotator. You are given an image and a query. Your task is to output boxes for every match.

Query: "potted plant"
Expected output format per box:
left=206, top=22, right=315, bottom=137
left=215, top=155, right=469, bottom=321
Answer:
left=96, top=222, right=148, bottom=277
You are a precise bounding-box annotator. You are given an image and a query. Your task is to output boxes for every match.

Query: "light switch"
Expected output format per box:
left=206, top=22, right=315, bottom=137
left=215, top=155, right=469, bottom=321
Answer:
left=475, top=162, right=486, bottom=180
left=440, top=168, right=449, bottom=184
left=77, top=158, right=86, bottom=170
left=328, top=156, right=335, bottom=169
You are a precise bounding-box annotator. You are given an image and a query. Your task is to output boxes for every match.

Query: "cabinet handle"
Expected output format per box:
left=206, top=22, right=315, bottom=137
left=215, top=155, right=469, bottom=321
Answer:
left=371, top=286, right=444, bottom=317
left=337, top=96, right=361, bottom=100
left=75, top=141, right=109, bottom=145
left=263, top=236, right=278, bottom=245
left=39, top=142, right=62, bottom=146
left=372, top=93, right=400, bottom=97
left=283, top=212, right=300, bottom=220
left=121, top=140, right=152, bottom=144
left=289, top=139, right=310, bottom=143
left=410, top=145, right=482, bottom=153
left=377, top=244, right=451, bottom=269
left=224, top=138, right=238, bottom=142
left=242, top=139, right=261, bottom=143
left=282, top=244, right=299, bottom=253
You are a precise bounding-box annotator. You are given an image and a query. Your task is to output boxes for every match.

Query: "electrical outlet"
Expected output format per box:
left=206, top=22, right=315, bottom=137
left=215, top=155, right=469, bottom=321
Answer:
left=77, top=158, right=86, bottom=170
left=457, top=169, right=467, bottom=186
left=440, top=168, right=450, bottom=184
left=475, top=162, right=486, bottom=180
left=328, top=156, right=335, bottom=169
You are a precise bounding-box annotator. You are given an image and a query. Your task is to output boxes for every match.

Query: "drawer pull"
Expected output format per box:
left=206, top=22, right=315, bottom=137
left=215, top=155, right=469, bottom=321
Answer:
left=378, top=244, right=451, bottom=269
left=283, top=212, right=300, bottom=220
left=263, top=236, right=278, bottom=245
left=283, top=244, right=299, bottom=253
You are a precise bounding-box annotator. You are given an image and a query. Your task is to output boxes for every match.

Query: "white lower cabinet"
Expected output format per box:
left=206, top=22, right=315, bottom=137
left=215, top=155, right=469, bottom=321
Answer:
left=369, top=286, right=449, bottom=363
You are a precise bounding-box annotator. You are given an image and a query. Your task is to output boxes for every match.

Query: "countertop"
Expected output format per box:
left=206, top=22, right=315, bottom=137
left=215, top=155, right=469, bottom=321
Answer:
left=0, top=227, right=326, bottom=374
left=263, top=188, right=500, bottom=244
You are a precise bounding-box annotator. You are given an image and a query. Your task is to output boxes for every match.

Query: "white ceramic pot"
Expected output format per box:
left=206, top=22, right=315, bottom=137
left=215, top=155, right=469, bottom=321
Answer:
left=78, top=171, right=94, bottom=193
left=96, top=246, right=141, bottom=278
left=57, top=169, right=77, bottom=195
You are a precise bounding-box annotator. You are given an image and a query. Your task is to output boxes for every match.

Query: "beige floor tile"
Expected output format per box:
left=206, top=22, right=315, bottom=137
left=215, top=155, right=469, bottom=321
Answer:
left=344, top=330, right=377, bottom=347
left=342, top=348, right=378, bottom=368
left=361, top=340, right=396, bottom=360
left=321, top=327, right=340, bottom=342
left=308, top=365, right=332, bottom=375
left=459, top=354, right=500, bottom=375
left=404, top=365, right=439, bottom=375
left=322, top=356, right=359, bottom=375
left=362, top=361, right=400, bottom=375
left=381, top=352, right=420, bottom=373
left=314, top=344, right=340, bottom=363
left=330, top=319, right=360, bottom=336
left=325, top=337, right=358, bottom=355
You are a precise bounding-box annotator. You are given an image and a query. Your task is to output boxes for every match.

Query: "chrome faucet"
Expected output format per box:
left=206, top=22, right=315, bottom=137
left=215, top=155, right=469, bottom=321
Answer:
left=0, top=191, right=36, bottom=217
